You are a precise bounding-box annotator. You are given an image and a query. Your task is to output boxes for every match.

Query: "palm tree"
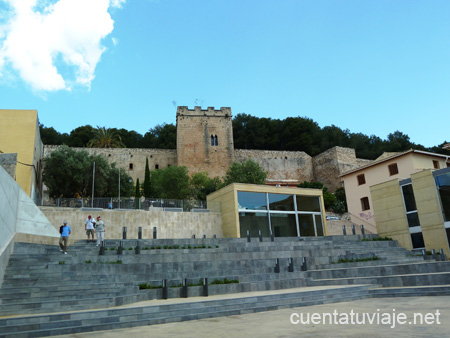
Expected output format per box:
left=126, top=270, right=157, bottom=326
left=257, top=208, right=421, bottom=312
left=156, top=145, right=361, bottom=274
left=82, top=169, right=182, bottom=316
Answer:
left=87, top=126, right=126, bottom=148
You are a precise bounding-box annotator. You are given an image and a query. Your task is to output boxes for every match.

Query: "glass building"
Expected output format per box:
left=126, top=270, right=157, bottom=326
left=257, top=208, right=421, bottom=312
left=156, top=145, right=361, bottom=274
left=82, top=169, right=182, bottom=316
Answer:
left=207, top=183, right=326, bottom=238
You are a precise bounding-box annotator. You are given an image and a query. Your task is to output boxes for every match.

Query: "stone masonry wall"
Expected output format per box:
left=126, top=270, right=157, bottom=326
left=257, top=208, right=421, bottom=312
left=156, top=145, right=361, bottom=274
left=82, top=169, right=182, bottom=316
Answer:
left=40, top=207, right=223, bottom=240
left=313, top=146, right=373, bottom=192
left=0, top=153, right=17, bottom=179
left=176, top=106, right=234, bottom=178
left=235, top=149, right=313, bottom=185
left=44, top=146, right=177, bottom=184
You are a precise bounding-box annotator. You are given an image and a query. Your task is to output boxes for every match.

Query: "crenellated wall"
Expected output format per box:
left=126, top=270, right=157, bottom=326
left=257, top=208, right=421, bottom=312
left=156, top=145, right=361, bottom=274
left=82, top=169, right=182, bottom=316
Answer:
left=44, top=146, right=176, bottom=184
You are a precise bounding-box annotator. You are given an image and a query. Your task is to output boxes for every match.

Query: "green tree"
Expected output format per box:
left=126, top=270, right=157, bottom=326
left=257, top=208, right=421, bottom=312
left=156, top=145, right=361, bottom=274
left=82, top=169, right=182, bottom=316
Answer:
left=142, top=124, right=176, bottom=149
left=87, top=126, right=126, bottom=148
left=67, top=125, right=95, bottom=147
left=190, top=172, right=222, bottom=200
left=297, top=181, right=336, bottom=210
left=135, top=178, right=141, bottom=208
left=39, top=124, right=68, bottom=145
left=143, top=158, right=151, bottom=198
left=43, top=146, right=132, bottom=198
left=223, top=160, right=267, bottom=186
left=150, top=166, right=191, bottom=199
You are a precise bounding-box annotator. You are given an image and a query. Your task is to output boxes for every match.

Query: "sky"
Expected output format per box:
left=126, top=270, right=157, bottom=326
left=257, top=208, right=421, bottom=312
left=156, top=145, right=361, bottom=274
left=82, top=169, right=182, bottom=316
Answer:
left=0, top=0, right=449, bottom=148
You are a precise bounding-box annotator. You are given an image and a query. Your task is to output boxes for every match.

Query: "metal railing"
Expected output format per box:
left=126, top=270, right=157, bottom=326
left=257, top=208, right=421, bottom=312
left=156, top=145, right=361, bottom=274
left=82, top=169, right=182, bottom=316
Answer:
left=40, top=197, right=221, bottom=213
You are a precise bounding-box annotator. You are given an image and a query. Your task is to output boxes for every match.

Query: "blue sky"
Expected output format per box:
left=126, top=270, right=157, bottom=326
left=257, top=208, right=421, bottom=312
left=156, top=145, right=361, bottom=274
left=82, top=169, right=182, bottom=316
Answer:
left=0, top=0, right=449, bottom=148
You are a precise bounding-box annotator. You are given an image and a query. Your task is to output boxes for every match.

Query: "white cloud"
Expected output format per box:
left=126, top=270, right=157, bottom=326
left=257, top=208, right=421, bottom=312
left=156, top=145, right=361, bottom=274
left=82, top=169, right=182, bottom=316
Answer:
left=0, top=0, right=125, bottom=91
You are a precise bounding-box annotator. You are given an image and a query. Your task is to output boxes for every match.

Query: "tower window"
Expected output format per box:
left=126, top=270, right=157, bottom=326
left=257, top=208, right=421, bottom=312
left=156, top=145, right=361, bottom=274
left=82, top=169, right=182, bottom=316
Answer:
left=211, top=134, right=218, bottom=146
left=129, top=163, right=134, bottom=170
left=155, top=164, right=159, bottom=169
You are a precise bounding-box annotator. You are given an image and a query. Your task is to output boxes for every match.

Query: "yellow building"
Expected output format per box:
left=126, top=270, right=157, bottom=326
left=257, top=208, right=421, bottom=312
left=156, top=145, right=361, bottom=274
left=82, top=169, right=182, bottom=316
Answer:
left=341, top=149, right=450, bottom=233
left=207, top=183, right=327, bottom=238
left=371, top=167, right=450, bottom=257
left=0, top=109, right=44, bottom=202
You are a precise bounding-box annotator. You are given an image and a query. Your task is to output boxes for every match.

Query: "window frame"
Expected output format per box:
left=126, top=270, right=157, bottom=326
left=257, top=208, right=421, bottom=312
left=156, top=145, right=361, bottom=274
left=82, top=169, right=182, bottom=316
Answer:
left=360, top=197, right=370, bottom=211
left=388, top=163, right=399, bottom=176
left=357, top=174, right=366, bottom=185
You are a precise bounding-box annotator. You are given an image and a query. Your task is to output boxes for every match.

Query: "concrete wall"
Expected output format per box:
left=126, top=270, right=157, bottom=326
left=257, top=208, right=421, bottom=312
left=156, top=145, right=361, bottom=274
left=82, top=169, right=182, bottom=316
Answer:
left=40, top=207, right=223, bottom=241
left=0, top=164, right=20, bottom=285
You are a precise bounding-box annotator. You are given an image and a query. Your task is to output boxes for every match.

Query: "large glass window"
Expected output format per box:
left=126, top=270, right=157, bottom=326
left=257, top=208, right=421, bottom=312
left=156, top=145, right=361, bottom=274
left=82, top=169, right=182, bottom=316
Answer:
left=237, top=192, right=267, bottom=210
left=402, top=184, right=417, bottom=212
left=411, top=232, right=425, bottom=249
left=239, top=212, right=270, bottom=238
left=270, top=213, right=297, bottom=237
left=435, top=172, right=450, bottom=223
left=237, top=191, right=323, bottom=238
left=296, top=196, right=321, bottom=212
left=406, top=212, right=420, bottom=228
left=298, top=214, right=315, bottom=237
left=268, top=194, right=294, bottom=211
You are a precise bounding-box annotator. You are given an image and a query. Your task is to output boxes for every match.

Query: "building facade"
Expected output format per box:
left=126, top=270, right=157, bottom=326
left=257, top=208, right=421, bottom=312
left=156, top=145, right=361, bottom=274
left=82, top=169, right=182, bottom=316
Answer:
left=341, top=149, right=450, bottom=233
left=0, top=109, right=44, bottom=203
left=207, top=183, right=326, bottom=238
left=371, top=167, right=450, bottom=257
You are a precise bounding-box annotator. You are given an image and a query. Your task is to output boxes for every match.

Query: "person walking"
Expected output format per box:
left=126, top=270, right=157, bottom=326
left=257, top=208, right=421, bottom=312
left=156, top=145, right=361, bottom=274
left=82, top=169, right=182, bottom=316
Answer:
left=85, top=215, right=95, bottom=243
left=95, top=216, right=106, bottom=246
left=59, top=221, right=71, bottom=254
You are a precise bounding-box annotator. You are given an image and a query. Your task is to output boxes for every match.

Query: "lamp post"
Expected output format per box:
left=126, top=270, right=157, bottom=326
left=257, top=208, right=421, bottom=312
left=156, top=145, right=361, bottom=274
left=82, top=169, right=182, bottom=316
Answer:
left=129, top=177, right=132, bottom=209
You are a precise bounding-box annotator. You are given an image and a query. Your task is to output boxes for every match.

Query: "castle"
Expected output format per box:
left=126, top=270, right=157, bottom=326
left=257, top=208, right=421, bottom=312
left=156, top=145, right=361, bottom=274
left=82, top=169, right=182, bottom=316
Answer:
left=44, top=106, right=374, bottom=192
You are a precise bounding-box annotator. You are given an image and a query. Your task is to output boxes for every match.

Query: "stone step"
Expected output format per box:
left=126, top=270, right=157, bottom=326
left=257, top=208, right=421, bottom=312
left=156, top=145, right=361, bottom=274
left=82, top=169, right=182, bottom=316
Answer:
left=307, top=271, right=450, bottom=288
left=369, top=285, right=450, bottom=298
left=306, top=261, right=450, bottom=280
left=0, top=285, right=373, bottom=337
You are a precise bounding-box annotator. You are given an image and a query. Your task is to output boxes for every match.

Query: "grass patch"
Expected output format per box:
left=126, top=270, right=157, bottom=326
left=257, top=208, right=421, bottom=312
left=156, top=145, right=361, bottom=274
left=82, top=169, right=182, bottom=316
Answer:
left=362, top=236, right=393, bottom=242
left=85, top=260, right=92, bottom=264
left=332, top=256, right=380, bottom=264
left=58, top=261, right=65, bottom=265
left=210, top=278, right=239, bottom=285
left=138, top=283, right=162, bottom=290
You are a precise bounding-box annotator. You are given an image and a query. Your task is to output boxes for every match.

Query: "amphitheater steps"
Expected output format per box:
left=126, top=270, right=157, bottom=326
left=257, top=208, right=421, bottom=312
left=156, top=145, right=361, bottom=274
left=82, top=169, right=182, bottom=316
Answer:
left=0, top=285, right=373, bottom=338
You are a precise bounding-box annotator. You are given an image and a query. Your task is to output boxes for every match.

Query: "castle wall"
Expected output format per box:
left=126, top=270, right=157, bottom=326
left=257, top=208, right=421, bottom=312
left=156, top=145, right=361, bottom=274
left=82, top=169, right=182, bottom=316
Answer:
left=176, top=106, right=234, bottom=178
left=313, top=146, right=373, bottom=192
left=234, top=149, right=313, bottom=185
left=44, top=146, right=176, bottom=184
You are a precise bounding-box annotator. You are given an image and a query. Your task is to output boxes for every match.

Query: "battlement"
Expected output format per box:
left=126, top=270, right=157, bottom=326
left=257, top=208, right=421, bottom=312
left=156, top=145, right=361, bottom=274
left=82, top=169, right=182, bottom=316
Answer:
left=176, top=106, right=232, bottom=118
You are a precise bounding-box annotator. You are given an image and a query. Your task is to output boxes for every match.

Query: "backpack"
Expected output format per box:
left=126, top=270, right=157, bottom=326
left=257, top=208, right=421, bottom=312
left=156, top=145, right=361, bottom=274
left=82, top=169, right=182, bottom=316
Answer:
left=60, top=225, right=63, bottom=234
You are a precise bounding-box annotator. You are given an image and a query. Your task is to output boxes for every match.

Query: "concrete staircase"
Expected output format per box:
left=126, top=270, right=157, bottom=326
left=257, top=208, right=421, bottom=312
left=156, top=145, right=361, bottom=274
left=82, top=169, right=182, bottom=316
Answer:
left=1, top=235, right=449, bottom=337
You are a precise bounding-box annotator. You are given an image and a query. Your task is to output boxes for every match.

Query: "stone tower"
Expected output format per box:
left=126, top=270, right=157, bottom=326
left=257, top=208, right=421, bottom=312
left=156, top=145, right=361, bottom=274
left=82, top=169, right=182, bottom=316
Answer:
left=176, top=106, right=234, bottom=178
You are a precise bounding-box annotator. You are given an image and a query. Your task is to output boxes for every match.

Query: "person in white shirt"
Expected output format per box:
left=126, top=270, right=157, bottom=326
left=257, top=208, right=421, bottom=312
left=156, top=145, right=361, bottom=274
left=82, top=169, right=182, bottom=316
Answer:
left=85, top=215, right=95, bottom=243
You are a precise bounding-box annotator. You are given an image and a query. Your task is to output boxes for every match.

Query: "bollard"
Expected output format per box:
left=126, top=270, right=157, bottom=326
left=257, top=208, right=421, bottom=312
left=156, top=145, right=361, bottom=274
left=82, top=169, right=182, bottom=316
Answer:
left=99, top=241, right=105, bottom=255
left=182, top=278, right=188, bottom=298
left=270, top=231, right=274, bottom=242
left=192, top=235, right=196, bottom=239
left=135, top=241, right=141, bottom=255
left=431, top=249, right=437, bottom=260
left=422, top=249, right=427, bottom=259
left=259, top=230, right=263, bottom=242
left=439, top=248, right=446, bottom=261
left=138, top=227, right=142, bottom=240
left=247, top=230, right=251, bottom=243
left=122, top=227, right=127, bottom=240
left=360, top=225, right=365, bottom=237
left=203, top=278, right=208, bottom=297
left=162, top=279, right=168, bottom=299
left=153, top=227, right=157, bottom=239
left=351, top=224, right=356, bottom=235
left=118, top=240, right=123, bottom=255
left=301, top=257, right=307, bottom=271
left=203, top=234, right=206, bottom=239
left=342, top=225, right=347, bottom=236
left=274, top=258, right=280, bottom=273
left=288, top=258, right=294, bottom=272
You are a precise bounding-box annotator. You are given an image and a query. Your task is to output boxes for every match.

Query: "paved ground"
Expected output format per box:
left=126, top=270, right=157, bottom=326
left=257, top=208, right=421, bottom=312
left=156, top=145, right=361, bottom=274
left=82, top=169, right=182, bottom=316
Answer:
left=59, top=296, right=450, bottom=338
